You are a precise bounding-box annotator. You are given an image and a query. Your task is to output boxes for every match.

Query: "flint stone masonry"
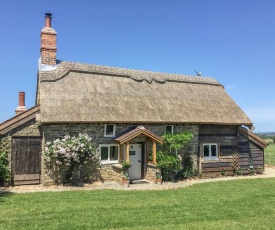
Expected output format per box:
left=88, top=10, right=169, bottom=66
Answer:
left=42, top=123, right=198, bottom=184
left=43, top=123, right=198, bottom=151
left=146, top=163, right=161, bottom=182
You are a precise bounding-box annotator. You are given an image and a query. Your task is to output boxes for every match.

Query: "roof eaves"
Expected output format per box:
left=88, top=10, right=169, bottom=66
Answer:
left=238, top=126, right=267, bottom=149
left=115, top=126, right=163, bottom=144
left=0, top=105, right=40, bottom=135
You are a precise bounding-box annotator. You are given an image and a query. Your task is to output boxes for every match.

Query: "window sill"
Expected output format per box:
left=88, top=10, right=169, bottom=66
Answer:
left=101, top=161, right=119, bottom=165
left=202, top=158, right=219, bottom=162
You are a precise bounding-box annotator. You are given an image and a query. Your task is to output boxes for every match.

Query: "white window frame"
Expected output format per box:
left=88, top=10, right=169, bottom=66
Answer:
left=203, top=143, right=218, bottom=160
left=165, top=125, right=174, bottom=134
left=104, top=124, right=116, bottom=137
left=99, top=144, right=120, bottom=164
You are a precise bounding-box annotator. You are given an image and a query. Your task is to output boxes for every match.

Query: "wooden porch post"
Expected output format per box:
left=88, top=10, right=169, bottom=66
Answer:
left=126, top=141, right=130, bottom=162
left=119, top=144, right=123, bottom=163
left=146, top=138, right=150, bottom=163
left=152, top=140, right=157, bottom=165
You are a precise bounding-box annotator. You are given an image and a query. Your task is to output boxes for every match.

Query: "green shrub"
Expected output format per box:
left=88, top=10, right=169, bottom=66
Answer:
left=162, top=131, right=193, bottom=154
left=221, top=168, right=227, bottom=176
left=0, top=152, right=11, bottom=185
left=233, top=166, right=243, bottom=175
left=156, top=150, right=181, bottom=181
left=158, top=131, right=194, bottom=181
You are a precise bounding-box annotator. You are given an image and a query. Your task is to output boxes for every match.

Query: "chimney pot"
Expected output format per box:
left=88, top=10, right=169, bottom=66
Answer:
left=18, top=92, right=25, bottom=106
left=15, top=92, right=27, bottom=115
left=45, top=12, right=52, bottom=28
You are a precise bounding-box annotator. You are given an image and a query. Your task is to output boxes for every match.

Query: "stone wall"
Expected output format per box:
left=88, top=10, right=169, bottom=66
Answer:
left=100, top=164, right=124, bottom=184
left=145, top=163, right=161, bottom=182
left=42, top=123, right=199, bottom=184
left=43, top=123, right=198, bottom=153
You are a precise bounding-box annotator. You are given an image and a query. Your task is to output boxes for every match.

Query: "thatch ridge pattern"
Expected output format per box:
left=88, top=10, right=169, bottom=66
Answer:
left=39, top=61, right=222, bottom=86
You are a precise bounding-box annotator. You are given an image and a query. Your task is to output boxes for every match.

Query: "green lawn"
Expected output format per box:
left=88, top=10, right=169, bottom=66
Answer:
left=1, top=178, right=275, bottom=229
left=265, top=143, right=275, bottom=166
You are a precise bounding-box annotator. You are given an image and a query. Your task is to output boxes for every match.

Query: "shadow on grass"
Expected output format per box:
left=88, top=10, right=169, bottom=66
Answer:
left=0, top=189, right=14, bottom=202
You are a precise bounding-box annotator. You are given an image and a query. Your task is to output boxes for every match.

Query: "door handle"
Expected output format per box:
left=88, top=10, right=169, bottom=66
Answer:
left=138, top=160, right=141, bottom=163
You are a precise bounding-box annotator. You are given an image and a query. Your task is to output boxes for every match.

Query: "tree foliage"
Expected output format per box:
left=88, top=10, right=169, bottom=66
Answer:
left=162, top=131, right=193, bottom=154
left=0, top=152, right=10, bottom=185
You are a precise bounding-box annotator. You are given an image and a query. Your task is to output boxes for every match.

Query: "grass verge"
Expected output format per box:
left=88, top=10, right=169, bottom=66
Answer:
left=1, top=178, right=275, bottom=229
left=265, top=143, right=275, bottom=166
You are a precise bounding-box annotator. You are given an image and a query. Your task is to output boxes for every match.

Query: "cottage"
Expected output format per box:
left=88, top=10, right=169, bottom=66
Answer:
left=0, top=13, right=267, bottom=186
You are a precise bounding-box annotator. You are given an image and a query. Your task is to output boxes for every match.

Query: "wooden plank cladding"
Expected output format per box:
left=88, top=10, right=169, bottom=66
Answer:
left=14, top=180, right=40, bottom=186
left=13, top=174, right=40, bottom=185
left=198, top=125, right=265, bottom=177
left=14, top=174, right=40, bottom=181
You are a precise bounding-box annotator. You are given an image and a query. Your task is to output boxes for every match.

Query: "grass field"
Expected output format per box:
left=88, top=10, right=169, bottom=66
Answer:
left=1, top=178, right=275, bottom=229
left=265, top=143, right=275, bottom=166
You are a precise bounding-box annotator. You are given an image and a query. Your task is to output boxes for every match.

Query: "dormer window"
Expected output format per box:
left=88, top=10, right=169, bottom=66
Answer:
left=104, top=124, right=116, bottom=137
left=165, top=125, right=173, bottom=134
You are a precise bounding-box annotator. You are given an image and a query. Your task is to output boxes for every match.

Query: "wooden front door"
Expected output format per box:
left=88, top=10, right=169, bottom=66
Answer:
left=128, top=144, right=142, bottom=180
left=12, top=137, right=42, bottom=185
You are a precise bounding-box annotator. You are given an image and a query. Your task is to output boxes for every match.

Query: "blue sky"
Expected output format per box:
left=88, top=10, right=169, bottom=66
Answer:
left=0, top=0, right=274, bottom=132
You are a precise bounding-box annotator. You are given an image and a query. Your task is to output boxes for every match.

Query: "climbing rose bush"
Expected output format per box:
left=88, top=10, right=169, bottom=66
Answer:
left=44, top=133, right=99, bottom=183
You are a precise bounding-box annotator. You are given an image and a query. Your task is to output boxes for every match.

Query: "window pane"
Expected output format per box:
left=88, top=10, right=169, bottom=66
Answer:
left=204, top=145, right=209, bottom=157
left=110, top=146, right=118, bottom=160
left=211, top=145, right=217, bottom=157
left=101, top=147, right=109, bottom=160
left=105, top=125, right=114, bottom=136
left=165, top=126, right=173, bottom=133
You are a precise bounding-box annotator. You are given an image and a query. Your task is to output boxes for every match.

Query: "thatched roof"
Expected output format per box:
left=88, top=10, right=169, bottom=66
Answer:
left=38, top=61, right=252, bottom=126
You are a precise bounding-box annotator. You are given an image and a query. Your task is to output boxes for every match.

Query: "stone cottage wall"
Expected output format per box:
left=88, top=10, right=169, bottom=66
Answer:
left=42, top=123, right=199, bottom=184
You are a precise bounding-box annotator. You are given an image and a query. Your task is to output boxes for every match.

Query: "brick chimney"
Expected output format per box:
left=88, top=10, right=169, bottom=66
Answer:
left=40, top=13, right=57, bottom=66
left=15, top=92, right=27, bottom=115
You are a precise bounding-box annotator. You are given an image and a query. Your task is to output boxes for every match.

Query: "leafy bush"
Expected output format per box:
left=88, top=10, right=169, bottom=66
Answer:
left=44, top=133, right=99, bottom=184
left=257, top=166, right=264, bottom=174
left=121, top=160, right=132, bottom=170
left=248, top=166, right=255, bottom=175
left=157, top=131, right=194, bottom=181
left=156, top=150, right=181, bottom=181
left=221, top=168, right=227, bottom=176
left=233, top=166, right=243, bottom=175
left=0, top=152, right=11, bottom=185
left=162, top=131, right=193, bottom=154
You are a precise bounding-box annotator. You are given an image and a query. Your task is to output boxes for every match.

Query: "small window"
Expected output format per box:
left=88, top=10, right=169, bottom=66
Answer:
left=165, top=125, right=173, bottom=134
left=99, top=144, right=119, bottom=163
left=203, top=144, right=218, bottom=160
left=104, top=124, right=116, bottom=137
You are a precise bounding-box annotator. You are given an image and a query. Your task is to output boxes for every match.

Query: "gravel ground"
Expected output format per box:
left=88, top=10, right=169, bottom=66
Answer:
left=2, top=166, right=275, bottom=193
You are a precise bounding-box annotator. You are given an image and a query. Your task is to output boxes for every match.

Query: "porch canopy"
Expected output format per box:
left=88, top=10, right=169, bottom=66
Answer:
left=114, top=126, right=163, bottom=164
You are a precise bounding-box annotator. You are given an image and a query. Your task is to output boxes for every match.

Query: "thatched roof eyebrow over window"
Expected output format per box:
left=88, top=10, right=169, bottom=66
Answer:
left=38, top=61, right=252, bottom=126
